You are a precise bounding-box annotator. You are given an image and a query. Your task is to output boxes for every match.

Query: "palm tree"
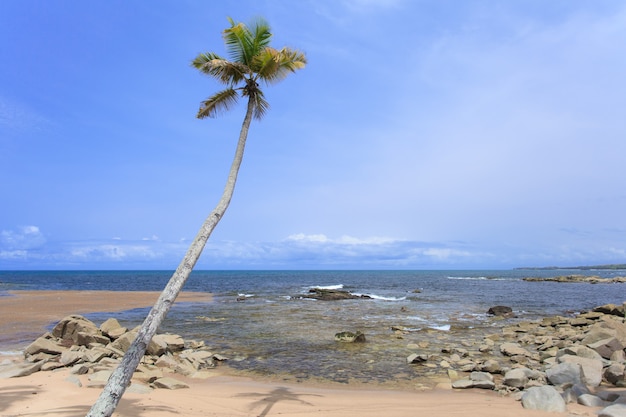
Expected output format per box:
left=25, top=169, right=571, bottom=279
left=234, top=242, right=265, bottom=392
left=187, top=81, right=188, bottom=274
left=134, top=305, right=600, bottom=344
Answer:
left=86, top=17, right=306, bottom=417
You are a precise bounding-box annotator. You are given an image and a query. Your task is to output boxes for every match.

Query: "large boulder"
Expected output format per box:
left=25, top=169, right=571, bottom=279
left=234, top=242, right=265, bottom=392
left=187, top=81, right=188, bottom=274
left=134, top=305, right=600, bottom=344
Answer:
left=546, top=362, right=585, bottom=386
left=558, top=354, right=603, bottom=387
left=52, top=315, right=100, bottom=344
left=521, top=386, right=567, bottom=412
left=24, top=336, right=66, bottom=356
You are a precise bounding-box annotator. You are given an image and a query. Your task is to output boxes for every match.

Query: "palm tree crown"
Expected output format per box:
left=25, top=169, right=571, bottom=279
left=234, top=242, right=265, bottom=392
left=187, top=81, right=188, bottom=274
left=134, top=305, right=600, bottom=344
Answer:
left=192, top=17, right=306, bottom=120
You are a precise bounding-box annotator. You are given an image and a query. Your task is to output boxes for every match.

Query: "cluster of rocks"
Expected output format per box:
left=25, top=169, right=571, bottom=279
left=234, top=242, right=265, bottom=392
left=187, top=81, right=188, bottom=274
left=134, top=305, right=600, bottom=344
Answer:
left=303, top=288, right=372, bottom=301
left=0, top=315, right=228, bottom=390
left=403, top=303, right=626, bottom=414
left=523, top=275, right=626, bottom=284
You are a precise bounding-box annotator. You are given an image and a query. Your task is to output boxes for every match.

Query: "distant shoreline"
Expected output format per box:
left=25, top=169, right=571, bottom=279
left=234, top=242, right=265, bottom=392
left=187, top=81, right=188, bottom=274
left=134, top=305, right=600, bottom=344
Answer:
left=515, top=263, right=626, bottom=271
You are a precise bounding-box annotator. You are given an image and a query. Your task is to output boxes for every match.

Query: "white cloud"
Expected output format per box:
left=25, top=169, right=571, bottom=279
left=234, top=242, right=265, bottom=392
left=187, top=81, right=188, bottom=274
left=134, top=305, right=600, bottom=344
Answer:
left=0, top=225, right=46, bottom=250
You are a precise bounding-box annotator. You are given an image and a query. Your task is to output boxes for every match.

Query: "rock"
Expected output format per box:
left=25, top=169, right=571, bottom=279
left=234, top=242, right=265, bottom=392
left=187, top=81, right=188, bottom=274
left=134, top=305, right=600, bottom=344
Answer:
left=407, top=353, right=429, bottom=364
left=126, top=382, right=153, bottom=394
left=500, top=342, right=532, bottom=357
left=109, top=330, right=138, bottom=353
left=469, top=372, right=495, bottom=389
left=598, top=404, right=626, bottom=417
left=60, top=350, right=84, bottom=366
left=153, top=377, right=189, bottom=390
left=158, top=334, right=185, bottom=352
left=75, top=331, right=110, bottom=347
left=88, top=370, right=113, bottom=387
left=0, top=361, right=43, bottom=378
left=451, top=379, right=475, bottom=389
left=147, top=334, right=169, bottom=356
left=546, top=362, right=585, bottom=386
left=604, top=363, right=625, bottom=386
left=577, top=394, right=610, bottom=407
left=478, top=359, right=502, bottom=374
left=52, top=315, right=100, bottom=343
left=562, top=383, right=591, bottom=403
left=521, top=386, right=567, bottom=412
left=594, top=304, right=625, bottom=317
left=589, top=337, right=625, bottom=359
left=503, top=368, right=529, bottom=388
left=558, top=345, right=603, bottom=361
left=558, top=354, right=603, bottom=387
left=487, top=306, right=514, bottom=317
left=335, top=331, right=366, bottom=343
left=307, top=288, right=372, bottom=301
left=100, top=318, right=126, bottom=338
left=24, top=336, right=66, bottom=356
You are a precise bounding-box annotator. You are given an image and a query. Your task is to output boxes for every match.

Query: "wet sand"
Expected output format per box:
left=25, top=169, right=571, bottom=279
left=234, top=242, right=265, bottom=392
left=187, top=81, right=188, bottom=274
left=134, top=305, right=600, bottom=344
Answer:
left=0, top=290, right=213, bottom=350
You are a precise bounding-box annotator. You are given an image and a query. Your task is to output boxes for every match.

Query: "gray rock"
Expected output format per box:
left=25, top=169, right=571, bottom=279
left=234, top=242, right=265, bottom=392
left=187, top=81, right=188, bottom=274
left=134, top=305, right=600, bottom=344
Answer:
left=558, top=354, right=603, bottom=387
left=0, top=361, right=43, bottom=378
left=546, top=362, right=584, bottom=386
left=147, top=334, right=169, bottom=356
left=604, top=363, right=625, bottom=386
left=451, top=379, right=474, bottom=389
left=589, top=337, right=625, bottom=359
left=487, top=306, right=513, bottom=317
left=407, top=353, right=429, bottom=364
left=127, top=382, right=153, bottom=394
left=153, top=377, right=189, bottom=390
left=100, top=318, right=125, bottom=338
left=503, top=368, right=529, bottom=388
left=109, top=330, right=137, bottom=353
left=521, top=386, right=567, bottom=412
left=60, top=350, right=84, bottom=366
left=51, top=315, right=100, bottom=343
left=24, top=336, right=66, bottom=356
left=598, top=404, right=626, bottom=417
left=577, top=394, right=610, bottom=407
left=500, top=342, right=531, bottom=357
left=158, top=334, right=186, bottom=352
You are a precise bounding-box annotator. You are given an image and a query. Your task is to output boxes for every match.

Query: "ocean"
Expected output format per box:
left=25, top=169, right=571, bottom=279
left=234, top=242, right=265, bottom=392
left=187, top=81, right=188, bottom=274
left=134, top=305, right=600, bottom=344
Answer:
left=1, top=269, right=625, bottom=386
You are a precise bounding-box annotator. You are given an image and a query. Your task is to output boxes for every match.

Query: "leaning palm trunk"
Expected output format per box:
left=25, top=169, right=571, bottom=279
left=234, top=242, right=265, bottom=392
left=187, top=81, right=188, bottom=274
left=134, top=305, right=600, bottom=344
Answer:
left=85, top=99, right=254, bottom=417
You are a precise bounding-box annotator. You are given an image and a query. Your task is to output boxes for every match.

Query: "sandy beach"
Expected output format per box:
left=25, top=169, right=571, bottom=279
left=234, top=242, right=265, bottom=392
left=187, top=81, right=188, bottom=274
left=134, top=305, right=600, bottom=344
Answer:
left=0, top=290, right=597, bottom=416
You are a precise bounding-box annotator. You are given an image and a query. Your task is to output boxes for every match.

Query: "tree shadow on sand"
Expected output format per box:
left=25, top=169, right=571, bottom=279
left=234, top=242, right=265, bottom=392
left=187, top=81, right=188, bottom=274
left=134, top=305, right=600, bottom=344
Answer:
left=0, top=385, right=177, bottom=417
left=236, top=386, right=322, bottom=417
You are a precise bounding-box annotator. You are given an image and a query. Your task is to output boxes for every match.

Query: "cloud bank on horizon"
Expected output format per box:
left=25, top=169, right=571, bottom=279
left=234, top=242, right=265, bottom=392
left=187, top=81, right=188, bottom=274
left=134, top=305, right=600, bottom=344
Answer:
left=1, top=1, right=625, bottom=270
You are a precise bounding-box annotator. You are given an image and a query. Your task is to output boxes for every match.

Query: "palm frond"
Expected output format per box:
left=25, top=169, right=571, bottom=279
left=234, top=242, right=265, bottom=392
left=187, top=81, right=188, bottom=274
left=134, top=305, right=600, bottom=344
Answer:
left=191, top=52, right=248, bottom=85
left=253, top=47, right=307, bottom=85
left=250, top=90, right=270, bottom=120
left=197, top=88, right=240, bottom=119
left=223, top=17, right=272, bottom=66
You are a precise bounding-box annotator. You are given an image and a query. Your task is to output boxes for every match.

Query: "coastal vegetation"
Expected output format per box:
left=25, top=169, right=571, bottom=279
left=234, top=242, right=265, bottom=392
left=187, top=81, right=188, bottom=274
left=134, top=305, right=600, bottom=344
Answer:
left=86, top=17, right=306, bottom=417
left=516, top=264, right=626, bottom=270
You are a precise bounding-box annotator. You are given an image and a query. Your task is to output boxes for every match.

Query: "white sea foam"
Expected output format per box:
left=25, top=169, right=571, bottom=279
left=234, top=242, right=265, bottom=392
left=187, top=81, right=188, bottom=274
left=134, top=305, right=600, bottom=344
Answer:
left=310, top=284, right=344, bottom=290
left=447, top=276, right=507, bottom=281
left=364, top=294, right=406, bottom=301
left=430, top=324, right=451, bottom=331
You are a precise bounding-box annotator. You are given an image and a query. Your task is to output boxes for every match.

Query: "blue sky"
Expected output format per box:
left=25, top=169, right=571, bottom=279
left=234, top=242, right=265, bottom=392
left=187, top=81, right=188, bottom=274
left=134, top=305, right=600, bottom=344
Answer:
left=1, top=0, right=625, bottom=270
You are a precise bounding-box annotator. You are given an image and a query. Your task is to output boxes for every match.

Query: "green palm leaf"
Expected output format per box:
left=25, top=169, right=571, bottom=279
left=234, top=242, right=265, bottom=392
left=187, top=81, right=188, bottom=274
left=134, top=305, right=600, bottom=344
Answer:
left=193, top=17, right=306, bottom=121
left=197, top=88, right=239, bottom=119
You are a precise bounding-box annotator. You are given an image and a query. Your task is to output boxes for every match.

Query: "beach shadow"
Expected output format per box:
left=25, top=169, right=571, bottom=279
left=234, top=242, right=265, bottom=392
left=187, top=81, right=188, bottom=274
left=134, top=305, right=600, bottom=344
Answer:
left=0, top=385, right=177, bottom=417
left=236, top=386, right=322, bottom=417
left=0, top=385, right=39, bottom=412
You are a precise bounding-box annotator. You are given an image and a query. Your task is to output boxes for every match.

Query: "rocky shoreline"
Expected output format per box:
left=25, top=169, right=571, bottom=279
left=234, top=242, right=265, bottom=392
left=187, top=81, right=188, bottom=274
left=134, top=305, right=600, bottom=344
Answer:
left=1, top=301, right=625, bottom=414
left=523, top=274, right=626, bottom=284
